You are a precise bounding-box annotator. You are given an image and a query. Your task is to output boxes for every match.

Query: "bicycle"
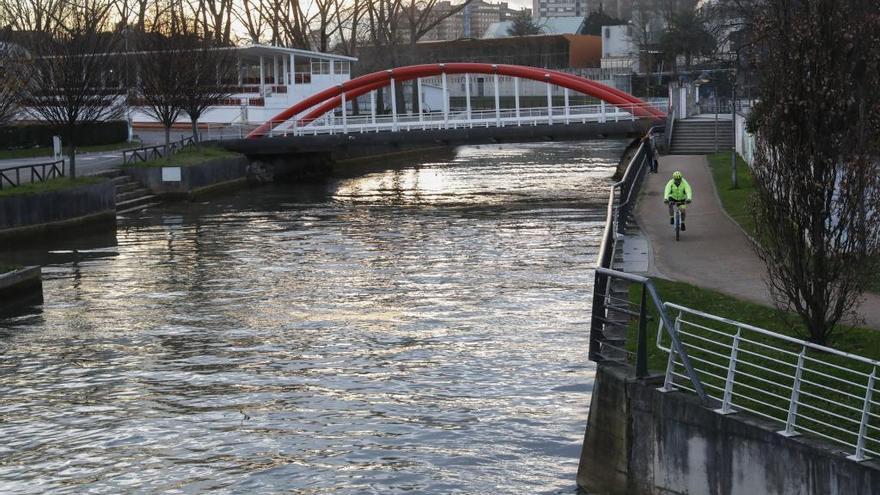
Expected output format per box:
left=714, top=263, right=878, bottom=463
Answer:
left=669, top=200, right=688, bottom=241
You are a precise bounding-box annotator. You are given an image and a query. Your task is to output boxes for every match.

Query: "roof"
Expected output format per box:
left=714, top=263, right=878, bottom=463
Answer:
left=237, top=44, right=357, bottom=62
left=482, top=16, right=585, bottom=38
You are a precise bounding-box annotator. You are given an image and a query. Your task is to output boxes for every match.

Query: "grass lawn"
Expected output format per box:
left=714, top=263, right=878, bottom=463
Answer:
left=706, top=152, right=756, bottom=237
left=129, top=146, right=241, bottom=168
left=0, top=141, right=141, bottom=160
left=625, top=278, right=880, bottom=455
left=0, top=176, right=103, bottom=198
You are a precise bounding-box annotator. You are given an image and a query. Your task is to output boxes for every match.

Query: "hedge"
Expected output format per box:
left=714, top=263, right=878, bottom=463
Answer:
left=0, top=121, right=128, bottom=150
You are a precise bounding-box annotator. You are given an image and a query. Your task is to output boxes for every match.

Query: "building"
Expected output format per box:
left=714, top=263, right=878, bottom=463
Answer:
left=405, top=34, right=601, bottom=68
left=423, top=0, right=527, bottom=41
left=600, top=24, right=638, bottom=71
left=128, top=44, right=356, bottom=127
left=482, top=16, right=585, bottom=38
left=533, top=0, right=599, bottom=19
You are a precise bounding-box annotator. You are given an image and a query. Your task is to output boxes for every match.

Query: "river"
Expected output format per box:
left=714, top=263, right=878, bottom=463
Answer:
left=0, top=140, right=627, bottom=493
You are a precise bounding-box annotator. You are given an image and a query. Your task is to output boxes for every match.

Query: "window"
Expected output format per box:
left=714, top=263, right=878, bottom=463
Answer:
left=311, top=60, right=330, bottom=74
left=333, top=61, right=350, bottom=74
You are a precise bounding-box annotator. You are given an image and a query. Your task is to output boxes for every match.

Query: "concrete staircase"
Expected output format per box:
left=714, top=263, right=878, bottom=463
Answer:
left=669, top=118, right=734, bottom=155
left=102, top=171, right=160, bottom=215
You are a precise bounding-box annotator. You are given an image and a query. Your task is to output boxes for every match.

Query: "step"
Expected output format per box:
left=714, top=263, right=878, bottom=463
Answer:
left=117, top=202, right=162, bottom=216
left=114, top=182, right=141, bottom=194
left=97, top=169, right=125, bottom=179
left=110, top=175, right=135, bottom=185
left=116, top=194, right=158, bottom=211
left=116, top=188, right=151, bottom=202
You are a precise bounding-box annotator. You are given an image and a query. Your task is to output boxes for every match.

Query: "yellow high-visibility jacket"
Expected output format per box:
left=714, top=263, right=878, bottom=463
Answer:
left=664, top=179, right=693, bottom=202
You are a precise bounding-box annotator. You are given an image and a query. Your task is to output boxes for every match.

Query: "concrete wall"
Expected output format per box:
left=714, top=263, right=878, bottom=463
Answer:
left=578, top=363, right=880, bottom=495
left=124, top=156, right=250, bottom=198
left=0, top=266, right=42, bottom=311
left=735, top=111, right=755, bottom=166
left=0, top=180, right=115, bottom=235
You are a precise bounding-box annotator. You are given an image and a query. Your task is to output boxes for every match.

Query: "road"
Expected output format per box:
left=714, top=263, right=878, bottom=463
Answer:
left=636, top=154, right=880, bottom=330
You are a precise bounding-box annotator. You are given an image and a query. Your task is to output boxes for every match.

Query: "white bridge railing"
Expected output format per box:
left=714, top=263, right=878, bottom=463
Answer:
left=264, top=101, right=668, bottom=138
left=657, top=302, right=880, bottom=461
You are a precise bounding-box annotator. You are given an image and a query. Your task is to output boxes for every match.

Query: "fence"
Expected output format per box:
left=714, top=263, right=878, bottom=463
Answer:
left=0, top=159, right=65, bottom=190
left=657, top=303, right=880, bottom=461
left=589, top=128, right=659, bottom=361
left=264, top=101, right=669, bottom=137
left=122, top=136, right=194, bottom=165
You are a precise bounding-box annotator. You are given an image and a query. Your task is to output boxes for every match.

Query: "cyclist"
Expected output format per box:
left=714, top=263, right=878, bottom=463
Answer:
left=664, top=171, right=692, bottom=231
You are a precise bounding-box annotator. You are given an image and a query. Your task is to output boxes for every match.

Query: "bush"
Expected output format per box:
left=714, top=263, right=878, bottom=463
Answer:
left=0, top=121, right=128, bottom=150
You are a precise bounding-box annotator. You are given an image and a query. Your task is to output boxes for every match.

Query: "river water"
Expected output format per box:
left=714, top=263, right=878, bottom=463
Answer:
left=0, top=140, right=626, bottom=494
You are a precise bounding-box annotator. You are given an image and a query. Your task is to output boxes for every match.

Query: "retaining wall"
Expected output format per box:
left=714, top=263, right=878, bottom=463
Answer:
left=0, top=266, right=42, bottom=310
left=577, top=363, right=880, bottom=494
left=124, top=156, right=250, bottom=199
left=0, top=180, right=115, bottom=240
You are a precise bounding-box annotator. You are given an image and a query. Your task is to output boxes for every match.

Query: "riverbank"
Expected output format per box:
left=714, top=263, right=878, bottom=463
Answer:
left=0, top=266, right=42, bottom=311
left=0, top=179, right=116, bottom=243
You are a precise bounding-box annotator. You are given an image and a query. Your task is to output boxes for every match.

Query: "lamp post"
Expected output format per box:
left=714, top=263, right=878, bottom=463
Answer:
left=730, top=58, right=738, bottom=189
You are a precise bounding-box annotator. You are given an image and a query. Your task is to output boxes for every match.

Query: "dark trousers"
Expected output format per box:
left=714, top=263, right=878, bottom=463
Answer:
left=668, top=202, right=687, bottom=222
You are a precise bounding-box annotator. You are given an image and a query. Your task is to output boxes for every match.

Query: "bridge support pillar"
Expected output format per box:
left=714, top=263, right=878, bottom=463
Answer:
left=514, top=77, right=521, bottom=125
left=465, top=73, right=472, bottom=122
left=546, top=76, right=553, bottom=125
left=564, top=88, right=570, bottom=124
left=601, top=101, right=606, bottom=123
left=370, top=90, right=376, bottom=127
left=341, top=91, right=347, bottom=133
left=494, top=72, right=500, bottom=126
left=417, top=78, right=424, bottom=128
left=442, top=72, right=449, bottom=127
left=390, top=77, right=398, bottom=131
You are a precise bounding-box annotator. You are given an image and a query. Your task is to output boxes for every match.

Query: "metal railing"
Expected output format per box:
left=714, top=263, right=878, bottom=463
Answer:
left=122, top=136, right=194, bottom=165
left=0, top=159, right=66, bottom=189
left=656, top=303, right=880, bottom=461
left=264, top=101, right=669, bottom=138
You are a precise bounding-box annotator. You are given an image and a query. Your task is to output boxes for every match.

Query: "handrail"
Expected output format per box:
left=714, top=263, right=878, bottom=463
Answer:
left=0, top=159, right=66, bottom=189
left=588, top=125, right=708, bottom=402
left=122, top=136, right=194, bottom=165
left=657, top=302, right=880, bottom=461
left=266, top=101, right=669, bottom=137
left=597, top=268, right=708, bottom=401
left=665, top=302, right=880, bottom=368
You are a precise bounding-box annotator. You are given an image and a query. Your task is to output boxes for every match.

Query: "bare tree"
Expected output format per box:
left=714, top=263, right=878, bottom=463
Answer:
left=0, top=0, right=62, bottom=33
left=176, top=22, right=236, bottom=146
left=749, top=0, right=880, bottom=345
left=20, top=0, right=123, bottom=179
left=0, top=38, right=27, bottom=123
left=136, top=17, right=188, bottom=159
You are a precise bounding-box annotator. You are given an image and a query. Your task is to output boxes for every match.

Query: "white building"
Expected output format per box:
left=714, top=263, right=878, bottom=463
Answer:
left=600, top=24, right=639, bottom=71
left=533, top=0, right=586, bottom=19
left=130, top=44, right=357, bottom=129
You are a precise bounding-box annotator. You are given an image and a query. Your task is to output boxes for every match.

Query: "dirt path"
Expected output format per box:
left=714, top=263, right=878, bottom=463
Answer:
left=635, top=154, right=880, bottom=330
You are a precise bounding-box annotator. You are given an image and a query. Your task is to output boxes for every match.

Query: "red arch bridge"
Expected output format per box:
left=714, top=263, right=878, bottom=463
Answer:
left=245, top=63, right=667, bottom=140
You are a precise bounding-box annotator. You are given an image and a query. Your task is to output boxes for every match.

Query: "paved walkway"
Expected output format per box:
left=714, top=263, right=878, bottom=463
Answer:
left=634, top=154, right=880, bottom=330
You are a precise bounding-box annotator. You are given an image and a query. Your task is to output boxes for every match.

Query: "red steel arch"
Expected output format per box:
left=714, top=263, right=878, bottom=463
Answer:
left=247, top=63, right=665, bottom=139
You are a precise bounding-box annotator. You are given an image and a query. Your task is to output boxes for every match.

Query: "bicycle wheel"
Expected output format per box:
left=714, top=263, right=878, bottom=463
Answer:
left=674, top=209, right=680, bottom=241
